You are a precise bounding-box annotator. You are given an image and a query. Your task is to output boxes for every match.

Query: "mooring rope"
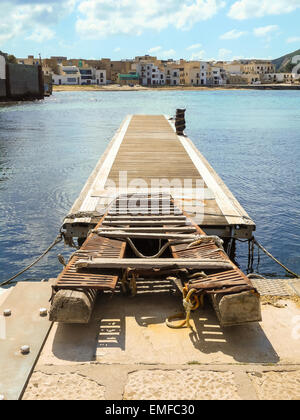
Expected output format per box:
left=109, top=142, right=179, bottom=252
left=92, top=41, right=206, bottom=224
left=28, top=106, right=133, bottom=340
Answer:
left=166, top=287, right=201, bottom=329
left=235, top=236, right=300, bottom=279
left=253, top=237, right=300, bottom=278
left=0, top=233, right=64, bottom=288
left=107, top=234, right=224, bottom=260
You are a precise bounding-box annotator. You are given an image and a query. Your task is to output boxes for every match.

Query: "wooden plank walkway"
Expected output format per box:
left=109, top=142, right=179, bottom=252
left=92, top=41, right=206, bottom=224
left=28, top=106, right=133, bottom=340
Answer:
left=64, top=115, right=255, bottom=240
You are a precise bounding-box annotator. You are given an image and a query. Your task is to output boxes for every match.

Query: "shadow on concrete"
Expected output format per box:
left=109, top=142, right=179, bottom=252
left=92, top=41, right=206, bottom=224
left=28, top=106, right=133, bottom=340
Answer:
left=189, top=305, right=280, bottom=364
left=51, top=293, right=279, bottom=364
left=51, top=322, right=101, bottom=362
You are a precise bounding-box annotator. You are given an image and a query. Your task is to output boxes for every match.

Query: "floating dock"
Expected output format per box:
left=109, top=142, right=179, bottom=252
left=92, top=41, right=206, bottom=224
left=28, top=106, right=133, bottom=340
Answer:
left=63, top=115, right=255, bottom=243
left=50, top=115, right=260, bottom=327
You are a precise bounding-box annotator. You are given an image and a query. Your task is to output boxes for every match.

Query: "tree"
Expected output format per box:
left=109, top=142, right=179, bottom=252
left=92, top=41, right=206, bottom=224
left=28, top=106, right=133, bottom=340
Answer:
left=7, top=54, right=17, bottom=64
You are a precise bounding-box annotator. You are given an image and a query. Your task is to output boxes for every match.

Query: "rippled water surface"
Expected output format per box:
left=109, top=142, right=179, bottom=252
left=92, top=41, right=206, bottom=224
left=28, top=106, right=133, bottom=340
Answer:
left=0, top=90, right=299, bottom=284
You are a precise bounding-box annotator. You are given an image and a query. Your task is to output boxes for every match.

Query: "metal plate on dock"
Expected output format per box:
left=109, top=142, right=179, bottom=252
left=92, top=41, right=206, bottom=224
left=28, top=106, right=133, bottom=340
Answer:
left=0, top=282, right=52, bottom=400
left=251, top=278, right=292, bottom=296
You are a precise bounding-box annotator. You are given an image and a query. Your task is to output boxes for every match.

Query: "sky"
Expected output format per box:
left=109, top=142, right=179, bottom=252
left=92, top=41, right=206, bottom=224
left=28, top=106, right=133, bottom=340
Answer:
left=0, top=0, right=300, bottom=61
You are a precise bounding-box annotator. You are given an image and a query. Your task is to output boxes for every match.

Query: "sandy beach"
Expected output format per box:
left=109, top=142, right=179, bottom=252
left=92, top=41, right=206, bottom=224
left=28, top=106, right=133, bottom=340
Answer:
left=52, top=83, right=300, bottom=92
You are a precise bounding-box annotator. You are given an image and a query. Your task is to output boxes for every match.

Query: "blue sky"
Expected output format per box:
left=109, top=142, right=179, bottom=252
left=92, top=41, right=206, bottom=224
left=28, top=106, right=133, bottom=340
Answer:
left=0, top=0, right=300, bottom=61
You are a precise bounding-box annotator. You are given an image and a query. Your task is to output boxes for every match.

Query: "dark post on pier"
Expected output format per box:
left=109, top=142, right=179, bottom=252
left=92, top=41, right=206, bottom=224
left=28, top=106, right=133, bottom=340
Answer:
left=175, top=108, right=186, bottom=135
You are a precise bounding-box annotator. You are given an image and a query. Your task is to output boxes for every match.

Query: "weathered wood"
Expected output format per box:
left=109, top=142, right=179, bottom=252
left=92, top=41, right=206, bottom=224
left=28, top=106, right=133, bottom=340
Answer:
left=96, top=226, right=197, bottom=233
left=75, top=258, right=232, bottom=270
left=49, top=289, right=98, bottom=324
left=109, top=208, right=179, bottom=213
left=210, top=291, right=261, bottom=327
left=96, top=231, right=199, bottom=240
left=105, top=215, right=186, bottom=220
left=102, top=220, right=189, bottom=226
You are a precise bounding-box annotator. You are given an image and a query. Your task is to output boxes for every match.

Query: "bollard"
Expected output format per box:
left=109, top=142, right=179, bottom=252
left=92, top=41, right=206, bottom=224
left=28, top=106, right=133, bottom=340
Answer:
left=175, top=108, right=186, bottom=135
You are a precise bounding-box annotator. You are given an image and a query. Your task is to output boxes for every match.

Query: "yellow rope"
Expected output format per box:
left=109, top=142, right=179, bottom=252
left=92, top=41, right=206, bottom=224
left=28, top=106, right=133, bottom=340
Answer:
left=166, top=288, right=202, bottom=329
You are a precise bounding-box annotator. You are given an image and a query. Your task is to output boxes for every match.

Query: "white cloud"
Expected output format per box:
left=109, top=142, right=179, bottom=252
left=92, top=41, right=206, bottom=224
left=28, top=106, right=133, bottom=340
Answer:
left=187, top=43, right=202, bottom=50
left=218, top=48, right=232, bottom=60
left=287, top=36, right=300, bottom=43
left=190, top=50, right=206, bottom=60
left=148, top=46, right=162, bottom=53
left=253, top=25, right=279, bottom=37
left=220, top=29, right=247, bottom=39
left=147, top=46, right=176, bottom=58
left=0, top=1, right=76, bottom=46
left=76, top=0, right=226, bottom=39
left=26, top=27, right=55, bottom=43
left=228, top=0, right=300, bottom=20
left=114, top=47, right=121, bottom=52
left=160, top=49, right=176, bottom=59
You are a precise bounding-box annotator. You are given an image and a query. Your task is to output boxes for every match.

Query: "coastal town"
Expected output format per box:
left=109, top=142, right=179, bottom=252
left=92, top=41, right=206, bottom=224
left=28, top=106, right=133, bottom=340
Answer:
left=1, top=49, right=300, bottom=102
left=10, top=51, right=300, bottom=88
left=30, top=52, right=300, bottom=87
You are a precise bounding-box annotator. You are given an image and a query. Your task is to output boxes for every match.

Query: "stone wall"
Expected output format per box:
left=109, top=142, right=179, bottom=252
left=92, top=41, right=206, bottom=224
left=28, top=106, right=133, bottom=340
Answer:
left=7, top=63, right=43, bottom=99
left=0, top=79, right=6, bottom=98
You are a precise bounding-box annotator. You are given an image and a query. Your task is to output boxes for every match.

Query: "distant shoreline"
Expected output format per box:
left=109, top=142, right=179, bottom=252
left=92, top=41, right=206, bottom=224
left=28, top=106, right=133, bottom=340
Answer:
left=53, top=84, right=300, bottom=92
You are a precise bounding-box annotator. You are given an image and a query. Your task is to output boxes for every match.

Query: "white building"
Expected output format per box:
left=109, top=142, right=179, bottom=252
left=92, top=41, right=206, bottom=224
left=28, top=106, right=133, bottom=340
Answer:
left=207, top=65, right=227, bottom=85
left=52, top=66, right=81, bottom=85
left=52, top=65, right=106, bottom=85
left=94, top=69, right=106, bottom=85
left=135, top=62, right=165, bottom=86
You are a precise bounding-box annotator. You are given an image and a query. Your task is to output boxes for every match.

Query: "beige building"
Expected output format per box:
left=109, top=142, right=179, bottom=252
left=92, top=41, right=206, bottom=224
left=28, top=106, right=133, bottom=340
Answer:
left=17, top=55, right=40, bottom=66
left=263, top=73, right=295, bottom=83
left=179, top=60, right=207, bottom=86
left=241, top=60, right=275, bottom=74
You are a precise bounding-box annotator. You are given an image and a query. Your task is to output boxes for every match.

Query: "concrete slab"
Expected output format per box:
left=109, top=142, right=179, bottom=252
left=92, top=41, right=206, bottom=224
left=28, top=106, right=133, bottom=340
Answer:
left=37, top=294, right=300, bottom=366
left=23, top=371, right=106, bottom=400
left=248, top=370, right=300, bottom=400
left=22, top=290, right=300, bottom=400
left=22, top=363, right=300, bottom=400
left=123, top=370, right=241, bottom=400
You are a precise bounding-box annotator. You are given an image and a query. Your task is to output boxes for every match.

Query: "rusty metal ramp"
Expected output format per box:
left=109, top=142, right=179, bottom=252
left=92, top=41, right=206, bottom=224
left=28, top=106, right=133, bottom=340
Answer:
left=70, top=194, right=256, bottom=296
left=54, top=193, right=260, bottom=327
left=53, top=222, right=126, bottom=292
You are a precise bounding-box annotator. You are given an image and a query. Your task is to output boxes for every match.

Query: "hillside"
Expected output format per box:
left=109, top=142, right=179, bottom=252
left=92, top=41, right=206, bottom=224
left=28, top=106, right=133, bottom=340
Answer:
left=272, top=49, right=300, bottom=72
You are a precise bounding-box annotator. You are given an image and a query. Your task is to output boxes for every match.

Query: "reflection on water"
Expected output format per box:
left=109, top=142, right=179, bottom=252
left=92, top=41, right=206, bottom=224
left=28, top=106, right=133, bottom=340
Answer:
left=0, top=90, right=299, bottom=284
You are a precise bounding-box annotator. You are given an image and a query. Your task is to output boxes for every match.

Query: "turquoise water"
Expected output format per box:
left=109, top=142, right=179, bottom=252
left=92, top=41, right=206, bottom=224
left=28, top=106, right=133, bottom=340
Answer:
left=0, top=90, right=299, bottom=284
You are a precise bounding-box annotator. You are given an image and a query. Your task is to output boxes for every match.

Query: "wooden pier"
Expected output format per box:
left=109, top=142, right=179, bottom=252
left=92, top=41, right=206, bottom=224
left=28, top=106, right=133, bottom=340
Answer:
left=63, top=115, right=255, bottom=243
left=51, top=117, right=260, bottom=327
